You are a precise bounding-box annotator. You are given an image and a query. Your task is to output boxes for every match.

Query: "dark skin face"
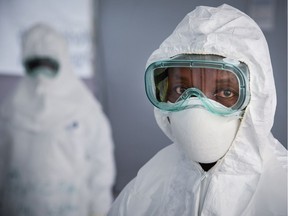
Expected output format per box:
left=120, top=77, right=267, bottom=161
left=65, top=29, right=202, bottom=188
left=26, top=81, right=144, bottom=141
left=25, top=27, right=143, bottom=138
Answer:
left=164, top=67, right=239, bottom=171
left=165, top=67, right=239, bottom=107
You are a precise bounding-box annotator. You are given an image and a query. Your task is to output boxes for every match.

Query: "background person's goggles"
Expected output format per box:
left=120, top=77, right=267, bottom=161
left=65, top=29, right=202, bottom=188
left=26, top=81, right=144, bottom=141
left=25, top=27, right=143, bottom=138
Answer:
left=24, top=57, right=60, bottom=78
left=145, top=54, right=250, bottom=115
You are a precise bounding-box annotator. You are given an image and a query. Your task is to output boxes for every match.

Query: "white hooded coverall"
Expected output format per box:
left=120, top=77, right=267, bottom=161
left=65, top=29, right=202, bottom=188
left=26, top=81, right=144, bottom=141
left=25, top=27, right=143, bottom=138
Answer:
left=0, top=24, right=115, bottom=216
left=108, top=4, right=287, bottom=216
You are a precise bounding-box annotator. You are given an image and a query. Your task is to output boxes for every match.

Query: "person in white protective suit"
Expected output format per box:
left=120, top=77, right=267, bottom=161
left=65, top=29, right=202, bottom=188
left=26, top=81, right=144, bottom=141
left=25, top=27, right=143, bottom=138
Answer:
left=108, top=4, right=287, bottom=216
left=0, top=24, right=115, bottom=216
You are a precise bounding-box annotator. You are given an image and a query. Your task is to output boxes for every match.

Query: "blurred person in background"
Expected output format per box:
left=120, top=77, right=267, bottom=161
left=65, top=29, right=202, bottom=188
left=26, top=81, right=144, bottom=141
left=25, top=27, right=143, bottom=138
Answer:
left=0, top=23, right=115, bottom=216
left=108, top=4, right=287, bottom=216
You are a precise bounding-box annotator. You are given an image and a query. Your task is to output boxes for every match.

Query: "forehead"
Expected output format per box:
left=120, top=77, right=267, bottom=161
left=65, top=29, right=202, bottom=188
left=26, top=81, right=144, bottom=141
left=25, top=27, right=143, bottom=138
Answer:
left=167, top=67, right=238, bottom=80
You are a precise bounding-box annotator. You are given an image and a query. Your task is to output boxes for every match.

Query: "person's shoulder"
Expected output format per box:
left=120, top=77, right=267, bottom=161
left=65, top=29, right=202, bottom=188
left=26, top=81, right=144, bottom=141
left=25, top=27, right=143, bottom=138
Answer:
left=264, top=137, right=287, bottom=170
left=132, top=144, right=181, bottom=192
left=108, top=144, right=182, bottom=215
left=245, top=141, right=288, bottom=216
left=139, top=144, right=180, bottom=172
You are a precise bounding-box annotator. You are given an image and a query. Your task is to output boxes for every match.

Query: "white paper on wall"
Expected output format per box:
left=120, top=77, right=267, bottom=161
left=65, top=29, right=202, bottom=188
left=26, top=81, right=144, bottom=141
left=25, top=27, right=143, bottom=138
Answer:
left=0, top=0, right=94, bottom=78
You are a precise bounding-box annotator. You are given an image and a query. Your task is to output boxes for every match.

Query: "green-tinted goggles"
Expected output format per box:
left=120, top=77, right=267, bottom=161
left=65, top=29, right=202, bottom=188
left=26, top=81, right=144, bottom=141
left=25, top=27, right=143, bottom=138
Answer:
left=24, top=57, right=59, bottom=78
left=145, top=54, right=250, bottom=115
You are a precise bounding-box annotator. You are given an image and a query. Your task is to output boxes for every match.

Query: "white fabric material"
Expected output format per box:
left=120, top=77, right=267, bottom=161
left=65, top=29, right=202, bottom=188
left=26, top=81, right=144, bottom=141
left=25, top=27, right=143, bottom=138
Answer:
left=108, top=4, right=287, bottom=216
left=169, top=107, right=240, bottom=163
left=0, top=24, right=116, bottom=216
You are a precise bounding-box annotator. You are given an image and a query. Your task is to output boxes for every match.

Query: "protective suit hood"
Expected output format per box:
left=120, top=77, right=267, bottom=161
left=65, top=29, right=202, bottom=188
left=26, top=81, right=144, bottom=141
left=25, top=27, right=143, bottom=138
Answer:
left=1, top=24, right=95, bottom=130
left=148, top=4, right=281, bottom=166
left=108, top=4, right=287, bottom=216
left=22, top=23, right=77, bottom=94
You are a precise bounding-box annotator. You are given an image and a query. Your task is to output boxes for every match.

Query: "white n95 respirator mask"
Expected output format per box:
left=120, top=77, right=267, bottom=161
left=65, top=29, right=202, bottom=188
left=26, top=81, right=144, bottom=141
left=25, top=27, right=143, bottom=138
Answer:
left=154, top=104, right=241, bottom=163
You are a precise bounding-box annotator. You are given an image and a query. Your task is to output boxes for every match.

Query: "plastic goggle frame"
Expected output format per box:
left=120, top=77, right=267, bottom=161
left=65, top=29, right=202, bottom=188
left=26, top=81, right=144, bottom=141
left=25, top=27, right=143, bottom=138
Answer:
left=145, top=54, right=250, bottom=116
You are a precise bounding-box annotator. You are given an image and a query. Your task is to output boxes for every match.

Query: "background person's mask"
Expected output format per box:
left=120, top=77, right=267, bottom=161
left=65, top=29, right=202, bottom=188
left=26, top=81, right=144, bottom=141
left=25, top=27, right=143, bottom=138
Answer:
left=26, top=67, right=59, bottom=94
left=29, top=67, right=58, bottom=79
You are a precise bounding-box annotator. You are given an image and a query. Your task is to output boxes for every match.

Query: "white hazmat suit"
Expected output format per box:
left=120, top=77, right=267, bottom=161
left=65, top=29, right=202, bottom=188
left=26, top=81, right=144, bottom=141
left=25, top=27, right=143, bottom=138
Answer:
left=0, top=24, right=115, bottom=216
left=108, top=4, right=287, bottom=216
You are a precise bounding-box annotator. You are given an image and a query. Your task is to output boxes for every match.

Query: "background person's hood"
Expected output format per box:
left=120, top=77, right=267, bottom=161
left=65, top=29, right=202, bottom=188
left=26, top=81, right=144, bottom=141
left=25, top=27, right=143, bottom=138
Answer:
left=1, top=23, right=99, bottom=130
left=21, top=23, right=78, bottom=96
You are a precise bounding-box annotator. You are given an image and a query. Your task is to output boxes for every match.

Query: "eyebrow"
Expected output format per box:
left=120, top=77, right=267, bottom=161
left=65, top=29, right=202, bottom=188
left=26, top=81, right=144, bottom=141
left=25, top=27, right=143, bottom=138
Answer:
left=172, top=75, right=237, bottom=83
left=170, top=74, right=192, bottom=85
left=216, top=78, right=238, bottom=84
left=169, top=71, right=238, bottom=86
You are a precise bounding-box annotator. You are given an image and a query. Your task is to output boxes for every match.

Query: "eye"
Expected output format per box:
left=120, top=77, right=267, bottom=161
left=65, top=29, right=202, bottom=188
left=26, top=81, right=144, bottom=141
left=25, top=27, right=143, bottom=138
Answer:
left=214, top=88, right=237, bottom=98
left=175, top=86, right=187, bottom=95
